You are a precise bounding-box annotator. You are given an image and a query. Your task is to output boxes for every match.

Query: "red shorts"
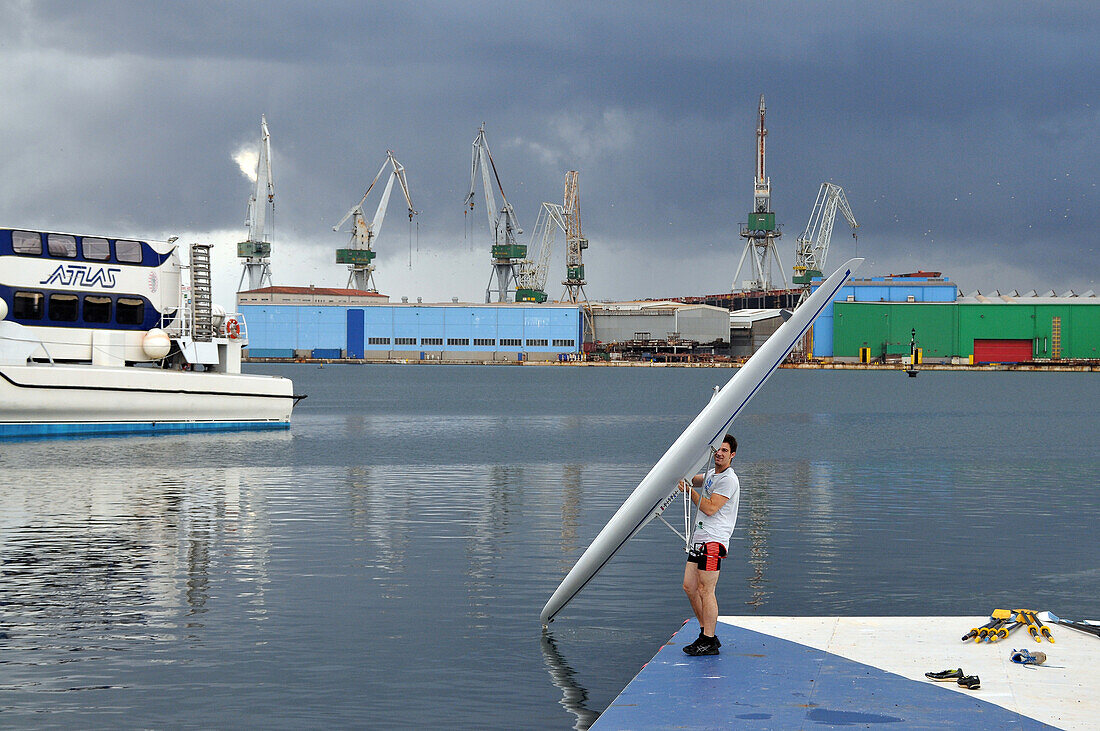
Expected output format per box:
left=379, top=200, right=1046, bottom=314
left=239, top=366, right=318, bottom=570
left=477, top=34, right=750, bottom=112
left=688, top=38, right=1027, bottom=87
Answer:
left=688, top=541, right=727, bottom=571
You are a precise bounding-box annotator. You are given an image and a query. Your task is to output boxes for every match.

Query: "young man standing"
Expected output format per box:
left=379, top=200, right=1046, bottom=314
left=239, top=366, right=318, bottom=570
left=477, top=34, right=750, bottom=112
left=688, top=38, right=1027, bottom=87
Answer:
left=679, top=434, right=739, bottom=656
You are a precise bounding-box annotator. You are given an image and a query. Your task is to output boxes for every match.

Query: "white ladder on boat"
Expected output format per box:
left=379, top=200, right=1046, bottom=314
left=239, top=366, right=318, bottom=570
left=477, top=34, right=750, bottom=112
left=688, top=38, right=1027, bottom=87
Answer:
left=190, top=243, right=214, bottom=341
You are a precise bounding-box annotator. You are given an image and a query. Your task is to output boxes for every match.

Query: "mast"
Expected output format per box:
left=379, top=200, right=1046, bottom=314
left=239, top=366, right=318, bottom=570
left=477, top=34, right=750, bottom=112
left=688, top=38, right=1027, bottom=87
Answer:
left=733, top=95, right=785, bottom=293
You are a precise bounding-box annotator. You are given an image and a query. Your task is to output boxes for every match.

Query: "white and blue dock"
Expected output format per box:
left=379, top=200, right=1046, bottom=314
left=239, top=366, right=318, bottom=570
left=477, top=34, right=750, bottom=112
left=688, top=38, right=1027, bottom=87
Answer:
left=594, top=616, right=1097, bottom=729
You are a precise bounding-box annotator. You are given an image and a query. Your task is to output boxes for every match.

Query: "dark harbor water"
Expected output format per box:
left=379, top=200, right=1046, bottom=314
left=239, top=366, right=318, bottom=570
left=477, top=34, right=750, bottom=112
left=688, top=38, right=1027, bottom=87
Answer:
left=1, top=365, right=1097, bottom=728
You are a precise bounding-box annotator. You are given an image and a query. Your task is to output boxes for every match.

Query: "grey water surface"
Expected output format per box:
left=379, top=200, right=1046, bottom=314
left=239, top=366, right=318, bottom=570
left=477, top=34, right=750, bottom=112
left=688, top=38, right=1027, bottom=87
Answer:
left=1, top=365, right=1097, bottom=729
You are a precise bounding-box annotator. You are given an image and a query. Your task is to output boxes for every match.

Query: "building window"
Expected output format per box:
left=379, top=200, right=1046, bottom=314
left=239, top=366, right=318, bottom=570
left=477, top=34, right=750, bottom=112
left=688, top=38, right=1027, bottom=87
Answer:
left=447, top=338, right=470, bottom=346
left=553, top=339, right=575, bottom=348
left=115, top=240, right=142, bottom=263
left=48, top=293, right=79, bottom=322
left=473, top=338, right=496, bottom=346
left=500, top=338, right=521, bottom=347
left=394, top=337, right=416, bottom=345
left=82, top=237, right=110, bottom=261
left=116, top=297, right=145, bottom=325
left=526, top=339, right=549, bottom=347
left=83, top=295, right=112, bottom=323
left=47, top=234, right=78, bottom=258
left=12, top=230, right=41, bottom=255
left=368, top=337, right=391, bottom=345
left=421, top=337, right=443, bottom=346
left=13, top=291, right=44, bottom=319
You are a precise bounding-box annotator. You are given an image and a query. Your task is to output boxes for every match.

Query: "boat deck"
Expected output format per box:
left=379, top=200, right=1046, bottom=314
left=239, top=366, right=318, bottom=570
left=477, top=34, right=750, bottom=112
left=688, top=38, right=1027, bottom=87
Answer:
left=594, top=616, right=1097, bottom=729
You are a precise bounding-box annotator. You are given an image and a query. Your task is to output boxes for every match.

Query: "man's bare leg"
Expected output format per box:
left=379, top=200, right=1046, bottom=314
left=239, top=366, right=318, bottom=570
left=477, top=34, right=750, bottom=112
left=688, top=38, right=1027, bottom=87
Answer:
left=697, top=569, right=721, bottom=637
left=682, top=562, right=704, bottom=625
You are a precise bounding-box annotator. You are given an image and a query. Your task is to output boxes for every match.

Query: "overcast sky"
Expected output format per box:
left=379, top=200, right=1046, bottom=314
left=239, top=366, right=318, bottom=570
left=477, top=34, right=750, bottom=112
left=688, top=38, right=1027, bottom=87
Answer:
left=2, top=1, right=1097, bottom=306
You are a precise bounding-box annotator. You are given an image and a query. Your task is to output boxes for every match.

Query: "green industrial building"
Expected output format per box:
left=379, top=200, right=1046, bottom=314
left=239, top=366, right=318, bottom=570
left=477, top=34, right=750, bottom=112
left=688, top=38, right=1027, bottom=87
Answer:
left=832, top=295, right=1100, bottom=363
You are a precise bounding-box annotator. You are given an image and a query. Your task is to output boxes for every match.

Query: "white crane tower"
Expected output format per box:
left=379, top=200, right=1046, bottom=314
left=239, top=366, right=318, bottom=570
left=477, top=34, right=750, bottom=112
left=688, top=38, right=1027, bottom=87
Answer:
left=560, top=171, right=594, bottom=342
left=515, top=203, right=567, bottom=303
left=332, top=151, right=417, bottom=292
left=733, top=95, right=785, bottom=292
left=238, top=115, right=275, bottom=292
left=560, top=171, right=590, bottom=304
left=465, top=125, right=526, bottom=302
left=793, top=182, right=858, bottom=294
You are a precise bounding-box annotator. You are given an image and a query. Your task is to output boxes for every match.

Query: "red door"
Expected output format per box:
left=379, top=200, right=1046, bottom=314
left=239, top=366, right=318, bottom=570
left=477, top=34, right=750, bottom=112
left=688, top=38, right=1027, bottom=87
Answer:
left=973, top=339, right=1033, bottom=363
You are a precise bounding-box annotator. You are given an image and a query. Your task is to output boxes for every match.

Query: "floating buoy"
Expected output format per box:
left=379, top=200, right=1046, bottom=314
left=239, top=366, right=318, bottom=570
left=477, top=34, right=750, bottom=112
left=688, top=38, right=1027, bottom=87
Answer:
left=225, top=318, right=241, bottom=339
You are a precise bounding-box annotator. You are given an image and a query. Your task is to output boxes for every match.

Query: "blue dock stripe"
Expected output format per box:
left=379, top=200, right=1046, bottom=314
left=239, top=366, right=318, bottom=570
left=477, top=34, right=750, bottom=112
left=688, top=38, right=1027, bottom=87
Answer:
left=593, top=620, right=1055, bottom=730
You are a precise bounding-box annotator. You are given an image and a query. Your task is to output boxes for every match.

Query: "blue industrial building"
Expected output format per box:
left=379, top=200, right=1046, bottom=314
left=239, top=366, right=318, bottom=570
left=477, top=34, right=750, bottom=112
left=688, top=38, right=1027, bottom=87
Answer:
left=810, top=274, right=958, bottom=357
left=238, top=297, right=582, bottom=361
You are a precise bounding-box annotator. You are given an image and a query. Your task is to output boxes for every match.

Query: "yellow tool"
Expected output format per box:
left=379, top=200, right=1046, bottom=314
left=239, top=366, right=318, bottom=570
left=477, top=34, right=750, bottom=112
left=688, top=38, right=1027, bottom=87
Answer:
left=1014, top=609, right=1043, bottom=643
left=1030, top=612, right=1055, bottom=643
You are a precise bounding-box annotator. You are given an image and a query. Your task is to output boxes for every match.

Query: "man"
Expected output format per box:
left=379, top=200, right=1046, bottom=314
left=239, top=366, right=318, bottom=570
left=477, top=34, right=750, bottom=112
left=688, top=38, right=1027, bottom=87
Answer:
left=679, top=434, right=739, bottom=656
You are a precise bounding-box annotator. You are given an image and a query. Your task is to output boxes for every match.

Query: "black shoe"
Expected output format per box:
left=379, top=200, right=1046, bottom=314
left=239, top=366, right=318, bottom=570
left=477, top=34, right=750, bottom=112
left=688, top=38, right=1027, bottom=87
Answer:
left=925, top=668, right=964, bottom=682
left=684, top=635, right=720, bottom=656
left=684, top=640, right=719, bottom=656
left=957, top=675, right=980, bottom=690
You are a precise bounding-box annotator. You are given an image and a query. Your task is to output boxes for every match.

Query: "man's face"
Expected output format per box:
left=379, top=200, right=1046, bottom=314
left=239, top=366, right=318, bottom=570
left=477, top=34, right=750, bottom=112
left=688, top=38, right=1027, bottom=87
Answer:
left=714, top=442, right=734, bottom=470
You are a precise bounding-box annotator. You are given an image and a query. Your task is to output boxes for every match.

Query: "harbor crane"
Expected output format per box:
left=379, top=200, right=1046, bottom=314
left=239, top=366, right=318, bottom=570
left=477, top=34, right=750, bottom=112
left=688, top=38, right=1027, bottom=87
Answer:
left=465, top=125, right=526, bottom=302
left=515, top=202, right=567, bottom=303
left=560, top=171, right=590, bottom=304
left=733, top=95, right=785, bottom=292
left=332, top=151, right=417, bottom=292
left=793, top=182, right=858, bottom=294
left=560, top=171, right=594, bottom=341
left=238, top=115, right=275, bottom=292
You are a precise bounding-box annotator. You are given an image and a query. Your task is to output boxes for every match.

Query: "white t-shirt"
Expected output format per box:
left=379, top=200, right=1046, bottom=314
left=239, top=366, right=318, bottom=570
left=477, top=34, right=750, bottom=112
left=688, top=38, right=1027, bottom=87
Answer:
left=691, top=465, right=740, bottom=549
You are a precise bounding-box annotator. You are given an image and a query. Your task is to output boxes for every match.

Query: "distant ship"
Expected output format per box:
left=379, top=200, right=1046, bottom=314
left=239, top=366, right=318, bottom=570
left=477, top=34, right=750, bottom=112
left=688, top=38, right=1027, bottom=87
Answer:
left=0, top=227, right=300, bottom=438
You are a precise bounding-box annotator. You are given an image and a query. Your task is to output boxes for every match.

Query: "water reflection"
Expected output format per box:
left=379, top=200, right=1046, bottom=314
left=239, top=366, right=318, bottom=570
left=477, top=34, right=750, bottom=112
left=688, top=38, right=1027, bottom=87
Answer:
left=743, top=462, right=772, bottom=609
left=0, top=466, right=272, bottom=658
left=346, top=465, right=409, bottom=578
left=540, top=629, right=600, bottom=730
left=559, top=464, right=584, bottom=564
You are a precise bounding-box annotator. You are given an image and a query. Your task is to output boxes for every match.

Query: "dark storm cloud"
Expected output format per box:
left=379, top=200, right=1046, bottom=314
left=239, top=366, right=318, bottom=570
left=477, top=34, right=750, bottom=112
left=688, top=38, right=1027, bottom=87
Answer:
left=1, top=1, right=1097, bottom=297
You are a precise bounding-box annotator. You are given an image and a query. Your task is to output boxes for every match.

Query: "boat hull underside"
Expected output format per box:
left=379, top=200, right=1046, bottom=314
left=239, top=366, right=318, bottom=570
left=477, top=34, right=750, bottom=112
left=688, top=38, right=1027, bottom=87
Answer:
left=0, top=364, right=295, bottom=439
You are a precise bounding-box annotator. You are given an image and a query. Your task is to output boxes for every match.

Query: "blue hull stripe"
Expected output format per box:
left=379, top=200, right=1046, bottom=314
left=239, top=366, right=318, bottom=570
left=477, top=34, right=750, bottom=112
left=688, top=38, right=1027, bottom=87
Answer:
left=593, top=620, right=1054, bottom=730
left=0, top=421, right=289, bottom=441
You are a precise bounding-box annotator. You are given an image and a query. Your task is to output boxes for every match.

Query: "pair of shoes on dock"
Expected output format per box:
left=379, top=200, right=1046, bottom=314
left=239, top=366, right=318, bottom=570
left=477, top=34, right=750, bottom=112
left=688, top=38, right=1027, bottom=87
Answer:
left=925, top=668, right=980, bottom=690
left=683, top=630, right=721, bottom=656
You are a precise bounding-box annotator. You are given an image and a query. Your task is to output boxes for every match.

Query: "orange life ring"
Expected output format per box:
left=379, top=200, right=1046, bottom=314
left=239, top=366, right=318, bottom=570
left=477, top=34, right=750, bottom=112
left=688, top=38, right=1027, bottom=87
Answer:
left=225, top=318, right=241, bottom=339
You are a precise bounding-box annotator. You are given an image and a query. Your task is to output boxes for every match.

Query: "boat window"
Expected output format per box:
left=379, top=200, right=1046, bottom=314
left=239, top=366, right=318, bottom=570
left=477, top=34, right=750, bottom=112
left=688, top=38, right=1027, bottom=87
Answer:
left=116, top=297, right=145, bottom=325
left=13, top=291, right=44, bottom=319
left=47, top=234, right=78, bottom=258
left=83, top=295, right=112, bottom=323
left=82, top=237, right=110, bottom=261
left=115, top=240, right=143, bottom=263
left=12, top=230, right=42, bottom=255
left=48, top=293, right=79, bottom=322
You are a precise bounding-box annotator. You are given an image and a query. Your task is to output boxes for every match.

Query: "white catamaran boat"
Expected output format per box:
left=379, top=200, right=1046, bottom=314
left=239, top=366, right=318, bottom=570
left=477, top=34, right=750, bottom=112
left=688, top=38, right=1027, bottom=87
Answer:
left=0, top=227, right=299, bottom=438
